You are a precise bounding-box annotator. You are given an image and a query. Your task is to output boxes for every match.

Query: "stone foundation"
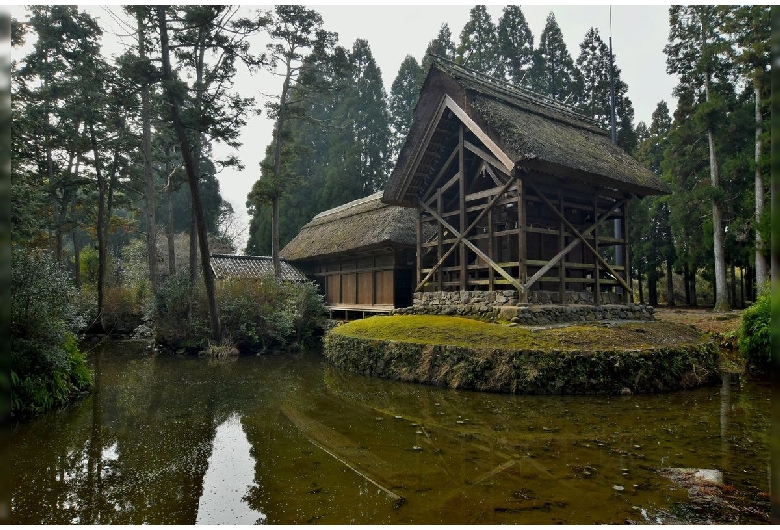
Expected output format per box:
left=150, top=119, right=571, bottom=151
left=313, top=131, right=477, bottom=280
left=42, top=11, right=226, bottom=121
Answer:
left=391, top=290, right=654, bottom=324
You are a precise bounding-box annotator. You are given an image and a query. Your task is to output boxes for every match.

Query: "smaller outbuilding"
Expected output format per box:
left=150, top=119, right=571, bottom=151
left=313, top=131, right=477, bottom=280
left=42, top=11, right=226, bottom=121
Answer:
left=280, top=192, right=432, bottom=317
left=210, top=254, right=309, bottom=282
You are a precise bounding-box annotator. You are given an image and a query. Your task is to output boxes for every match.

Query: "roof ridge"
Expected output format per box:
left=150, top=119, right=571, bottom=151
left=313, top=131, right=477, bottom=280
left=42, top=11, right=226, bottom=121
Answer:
left=428, top=54, right=603, bottom=131
left=310, top=191, right=385, bottom=222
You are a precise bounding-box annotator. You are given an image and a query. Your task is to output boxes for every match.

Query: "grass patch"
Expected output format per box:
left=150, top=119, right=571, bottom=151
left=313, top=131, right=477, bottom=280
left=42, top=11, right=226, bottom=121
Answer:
left=332, top=315, right=708, bottom=352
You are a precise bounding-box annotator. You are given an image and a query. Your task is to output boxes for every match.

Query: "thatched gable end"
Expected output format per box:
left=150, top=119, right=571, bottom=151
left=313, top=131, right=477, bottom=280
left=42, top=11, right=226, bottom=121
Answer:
left=384, top=57, right=670, bottom=208
left=210, top=254, right=309, bottom=282
left=280, top=192, right=423, bottom=262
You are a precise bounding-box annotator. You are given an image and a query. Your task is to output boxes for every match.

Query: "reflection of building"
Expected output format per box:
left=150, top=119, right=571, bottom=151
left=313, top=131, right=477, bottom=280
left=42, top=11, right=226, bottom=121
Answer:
left=283, top=57, right=670, bottom=312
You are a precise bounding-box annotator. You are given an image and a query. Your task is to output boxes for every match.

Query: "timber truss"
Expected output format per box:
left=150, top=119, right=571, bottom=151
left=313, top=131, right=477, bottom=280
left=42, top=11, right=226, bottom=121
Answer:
left=413, top=96, right=632, bottom=304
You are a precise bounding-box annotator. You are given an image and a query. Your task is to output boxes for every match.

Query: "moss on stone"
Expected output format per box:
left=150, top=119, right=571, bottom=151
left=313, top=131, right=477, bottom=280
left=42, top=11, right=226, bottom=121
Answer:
left=325, top=315, right=719, bottom=395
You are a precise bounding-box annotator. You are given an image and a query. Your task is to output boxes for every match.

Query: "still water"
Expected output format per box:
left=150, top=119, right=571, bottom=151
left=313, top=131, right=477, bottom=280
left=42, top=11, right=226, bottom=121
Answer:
left=9, top=341, right=770, bottom=524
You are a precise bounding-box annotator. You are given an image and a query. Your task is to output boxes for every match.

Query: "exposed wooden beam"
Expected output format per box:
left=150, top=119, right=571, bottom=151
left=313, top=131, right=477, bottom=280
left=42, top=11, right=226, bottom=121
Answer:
left=421, top=145, right=459, bottom=203
left=459, top=125, right=466, bottom=291
left=464, top=140, right=512, bottom=177
left=415, top=173, right=520, bottom=292
left=527, top=181, right=632, bottom=293
left=444, top=95, right=514, bottom=174
left=524, top=196, right=625, bottom=291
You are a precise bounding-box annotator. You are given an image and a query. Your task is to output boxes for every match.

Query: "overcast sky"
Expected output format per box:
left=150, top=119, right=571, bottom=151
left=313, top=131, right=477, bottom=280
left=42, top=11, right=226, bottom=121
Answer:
left=11, top=4, right=677, bottom=252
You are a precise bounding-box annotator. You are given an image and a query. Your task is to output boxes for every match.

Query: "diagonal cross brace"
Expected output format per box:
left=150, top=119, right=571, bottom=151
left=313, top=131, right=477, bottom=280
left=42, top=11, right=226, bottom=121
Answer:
left=526, top=181, right=632, bottom=294
left=524, top=197, right=625, bottom=290
left=415, top=173, right=522, bottom=292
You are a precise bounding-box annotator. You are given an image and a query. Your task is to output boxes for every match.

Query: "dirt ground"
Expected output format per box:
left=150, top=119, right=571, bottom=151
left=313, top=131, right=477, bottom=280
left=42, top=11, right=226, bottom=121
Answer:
left=652, top=306, right=743, bottom=336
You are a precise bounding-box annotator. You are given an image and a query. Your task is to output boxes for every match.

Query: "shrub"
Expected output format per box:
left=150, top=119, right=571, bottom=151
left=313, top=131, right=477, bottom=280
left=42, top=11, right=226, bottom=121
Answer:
left=738, top=287, right=770, bottom=373
left=154, top=274, right=326, bottom=353
left=11, top=248, right=93, bottom=416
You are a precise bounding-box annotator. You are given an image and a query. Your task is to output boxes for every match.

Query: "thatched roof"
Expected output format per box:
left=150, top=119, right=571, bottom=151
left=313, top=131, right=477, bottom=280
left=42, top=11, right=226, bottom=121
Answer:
left=384, top=57, right=670, bottom=207
left=210, top=254, right=309, bottom=282
left=280, top=192, right=422, bottom=262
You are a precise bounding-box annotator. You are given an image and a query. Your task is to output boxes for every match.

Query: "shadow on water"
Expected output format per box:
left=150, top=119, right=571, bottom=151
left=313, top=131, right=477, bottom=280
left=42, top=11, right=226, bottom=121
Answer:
left=9, top=342, right=771, bottom=524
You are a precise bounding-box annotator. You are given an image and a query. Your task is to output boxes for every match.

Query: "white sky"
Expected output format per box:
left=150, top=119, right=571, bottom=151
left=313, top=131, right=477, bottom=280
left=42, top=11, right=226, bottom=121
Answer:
left=10, top=4, right=677, bottom=252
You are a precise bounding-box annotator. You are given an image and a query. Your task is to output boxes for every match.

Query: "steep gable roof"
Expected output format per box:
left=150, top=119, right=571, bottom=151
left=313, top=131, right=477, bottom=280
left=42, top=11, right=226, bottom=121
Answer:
left=384, top=57, right=670, bottom=207
left=280, top=192, right=422, bottom=262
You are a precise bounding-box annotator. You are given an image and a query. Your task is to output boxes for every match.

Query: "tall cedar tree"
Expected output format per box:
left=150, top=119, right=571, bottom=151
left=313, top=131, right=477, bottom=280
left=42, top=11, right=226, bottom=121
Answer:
left=665, top=5, right=731, bottom=310
left=421, top=23, right=456, bottom=76
left=321, top=39, right=390, bottom=204
left=720, top=5, right=770, bottom=294
left=575, top=27, right=637, bottom=152
left=245, top=45, right=351, bottom=256
left=662, top=88, right=711, bottom=306
left=388, top=55, right=422, bottom=161
left=248, top=5, right=332, bottom=277
left=495, top=6, right=534, bottom=87
left=531, top=12, right=579, bottom=105
left=456, top=5, right=498, bottom=76
left=632, top=101, right=676, bottom=306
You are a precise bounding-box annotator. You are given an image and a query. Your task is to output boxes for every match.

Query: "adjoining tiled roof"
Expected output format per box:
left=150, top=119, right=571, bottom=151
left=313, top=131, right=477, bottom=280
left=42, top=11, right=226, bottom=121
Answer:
left=280, top=192, right=428, bottom=262
left=384, top=56, right=670, bottom=207
left=210, top=254, right=309, bottom=282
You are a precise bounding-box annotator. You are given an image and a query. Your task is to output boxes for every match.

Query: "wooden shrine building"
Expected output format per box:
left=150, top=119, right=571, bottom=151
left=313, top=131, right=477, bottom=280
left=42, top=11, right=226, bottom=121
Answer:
left=382, top=57, right=670, bottom=305
left=280, top=192, right=430, bottom=316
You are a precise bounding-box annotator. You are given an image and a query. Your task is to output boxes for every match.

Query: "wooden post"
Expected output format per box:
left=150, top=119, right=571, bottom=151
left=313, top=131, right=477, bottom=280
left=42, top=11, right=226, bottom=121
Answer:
left=437, top=188, right=443, bottom=292
left=593, top=192, right=601, bottom=306
left=558, top=187, right=565, bottom=304
left=488, top=203, right=494, bottom=291
left=622, top=201, right=631, bottom=304
left=517, top=175, right=526, bottom=302
left=416, top=208, right=422, bottom=290
left=459, top=125, right=466, bottom=291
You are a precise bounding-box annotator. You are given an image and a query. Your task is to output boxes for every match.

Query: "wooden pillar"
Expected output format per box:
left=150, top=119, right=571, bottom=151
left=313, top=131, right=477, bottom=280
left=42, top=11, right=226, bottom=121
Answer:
left=416, top=208, right=422, bottom=290
left=459, top=124, right=466, bottom=291
left=622, top=201, right=631, bottom=304
left=593, top=191, right=601, bottom=306
left=558, top=187, right=566, bottom=304
left=488, top=203, right=494, bottom=291
left=517, top=174, right=526, bottom=302
left=437, top=188, right=443, bottom=292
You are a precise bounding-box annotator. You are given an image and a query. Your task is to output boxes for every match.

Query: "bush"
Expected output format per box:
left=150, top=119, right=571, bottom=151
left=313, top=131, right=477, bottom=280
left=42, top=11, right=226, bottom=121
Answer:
left=11, top=248, right=93, bottom=416
left=154, top=274, right=326, bottom=353
left=738, top=286, right=770, bottom=373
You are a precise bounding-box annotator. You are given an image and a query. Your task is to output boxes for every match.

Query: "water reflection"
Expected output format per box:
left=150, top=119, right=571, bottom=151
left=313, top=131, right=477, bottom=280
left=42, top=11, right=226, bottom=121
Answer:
left=196, top=413, right=266, bottom=524
left=9, top=343, right=771, bottom=524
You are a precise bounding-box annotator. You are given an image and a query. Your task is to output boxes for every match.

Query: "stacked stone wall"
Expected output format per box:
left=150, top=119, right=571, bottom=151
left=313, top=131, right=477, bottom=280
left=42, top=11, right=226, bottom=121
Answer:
left=391, top=290, right=654, bottom=324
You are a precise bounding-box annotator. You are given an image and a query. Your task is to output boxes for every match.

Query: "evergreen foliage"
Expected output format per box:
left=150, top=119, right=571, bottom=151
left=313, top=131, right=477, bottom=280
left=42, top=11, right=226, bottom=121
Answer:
left=456, top=5, right=498, bottom=75
left=11, top=248, right=93, bottom=416
left=530, top=12, right=579, bottom=104
left=738, top=287, right=770, bottom=372
left=389, top=54, right=422, bottom=161
left=494, top=6, right=534, bottom=87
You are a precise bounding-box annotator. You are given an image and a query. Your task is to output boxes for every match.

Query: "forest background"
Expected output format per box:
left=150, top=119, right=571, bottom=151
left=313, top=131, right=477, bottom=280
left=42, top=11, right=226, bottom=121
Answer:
left=7, top=5, right=772, bottom=413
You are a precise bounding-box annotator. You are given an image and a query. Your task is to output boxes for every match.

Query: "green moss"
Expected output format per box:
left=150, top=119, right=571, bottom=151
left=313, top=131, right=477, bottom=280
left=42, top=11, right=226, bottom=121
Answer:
left=332, top=315, right=708, bottom=353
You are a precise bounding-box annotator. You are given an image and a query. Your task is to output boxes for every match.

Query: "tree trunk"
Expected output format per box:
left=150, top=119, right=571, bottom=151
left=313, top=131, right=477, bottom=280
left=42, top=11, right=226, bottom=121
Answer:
left=189, top=204, right=197, bottom=285
left=683, top=264, right=691, bottom=306
left=666, top=260, right=675, bottom=307
left=648, top=271, right=658, bottom=306
left=139, top=11, right=157, bottom=291
left=753, top=82, right=768, bottom=293
left=166, top=149, right=176, bottom=275
left=690, top=270, right=697, bottom=307
left=270, top=56, right=294, bottom=279
left=702, top=30, right=729, bottom=312
left=637, top=269, right=644, bottom=305
left=157, top=6, right=221, bottom=341
left=89, top=122, right=107, bottom=331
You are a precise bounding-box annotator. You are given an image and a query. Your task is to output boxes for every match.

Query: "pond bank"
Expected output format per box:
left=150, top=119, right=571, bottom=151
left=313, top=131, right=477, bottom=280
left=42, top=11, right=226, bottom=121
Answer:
left=324, top=315, right=719, bottom=395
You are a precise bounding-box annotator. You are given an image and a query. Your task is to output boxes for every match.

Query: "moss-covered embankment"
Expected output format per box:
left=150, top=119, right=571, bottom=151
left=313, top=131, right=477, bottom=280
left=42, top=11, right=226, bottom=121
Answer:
left=324, top=315, right=719, bottom=395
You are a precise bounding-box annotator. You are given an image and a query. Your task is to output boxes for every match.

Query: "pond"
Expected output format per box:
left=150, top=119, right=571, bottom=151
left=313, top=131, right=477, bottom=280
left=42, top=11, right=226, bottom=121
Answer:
left=8, top=341, right=770, bottom=524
